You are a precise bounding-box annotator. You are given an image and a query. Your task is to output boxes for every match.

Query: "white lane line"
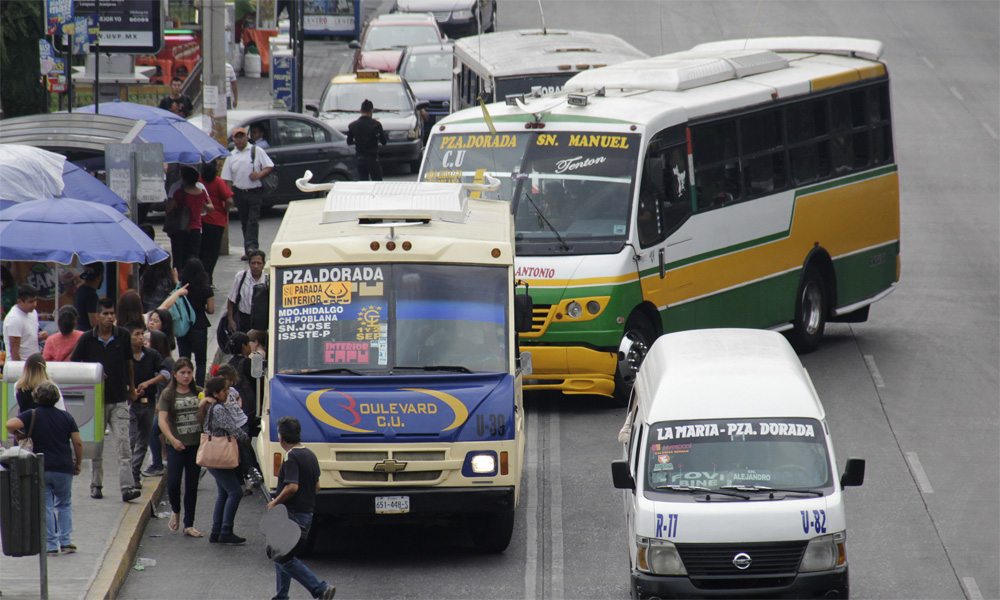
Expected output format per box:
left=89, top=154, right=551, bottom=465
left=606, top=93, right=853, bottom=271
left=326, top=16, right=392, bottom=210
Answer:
left=524, top=410, right=539, bottom=599
left=549, top=413, right=564, bottom=600
left=905, top=452, right=935, bottom=494
left=950, top=86, right=965, bottom=101
left=982, top=122, right=998, bottom=140
left=920, top=56, right=934, bottom=69
left=962, top=576, right=984, bottom=600
left=863, top=355, right=885, bottom=388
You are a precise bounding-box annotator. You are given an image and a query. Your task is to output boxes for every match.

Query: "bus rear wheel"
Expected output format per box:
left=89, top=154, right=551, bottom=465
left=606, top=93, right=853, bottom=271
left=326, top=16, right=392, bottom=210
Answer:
left=612, top=312, right=654, bottom=406
left=469, top=510, right=515, bottom=553
left=789, top=265, right=827, bottom=354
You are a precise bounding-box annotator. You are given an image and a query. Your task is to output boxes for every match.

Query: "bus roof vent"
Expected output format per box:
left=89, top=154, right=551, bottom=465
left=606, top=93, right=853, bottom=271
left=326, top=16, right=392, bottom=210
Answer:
left=565, top=49, right=787, bottom=92
left=321, top=181, right=469, bottom=225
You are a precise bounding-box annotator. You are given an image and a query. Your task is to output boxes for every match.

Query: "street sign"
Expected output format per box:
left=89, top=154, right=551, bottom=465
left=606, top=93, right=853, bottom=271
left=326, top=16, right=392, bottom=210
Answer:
left=272, top=53, right=297, bottom=111
left=54, top=0, right=163, bottom=55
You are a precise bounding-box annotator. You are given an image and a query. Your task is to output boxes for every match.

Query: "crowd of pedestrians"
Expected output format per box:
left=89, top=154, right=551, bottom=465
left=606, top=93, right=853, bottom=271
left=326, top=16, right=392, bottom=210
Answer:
left=2, top=243, right=270, bottom=558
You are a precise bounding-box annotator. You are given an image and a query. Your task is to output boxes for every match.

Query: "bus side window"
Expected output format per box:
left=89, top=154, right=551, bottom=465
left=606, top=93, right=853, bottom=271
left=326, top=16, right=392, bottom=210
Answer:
left=638, top=143, right=692, bottom=247
left=637, top=155, right=666, bottom=247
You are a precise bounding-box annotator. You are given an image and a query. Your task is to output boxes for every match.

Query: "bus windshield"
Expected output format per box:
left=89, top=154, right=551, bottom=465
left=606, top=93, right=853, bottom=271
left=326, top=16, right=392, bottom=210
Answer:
left=422, top=131, right=640, bottom=255
left=275, top=263, right=509, bottom=375
left=645, top=418, right=833, bottom=493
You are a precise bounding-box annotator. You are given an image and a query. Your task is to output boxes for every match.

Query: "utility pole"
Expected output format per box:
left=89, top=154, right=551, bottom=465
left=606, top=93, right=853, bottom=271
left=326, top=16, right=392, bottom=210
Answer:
left=203, top=1, right=230, bottom=255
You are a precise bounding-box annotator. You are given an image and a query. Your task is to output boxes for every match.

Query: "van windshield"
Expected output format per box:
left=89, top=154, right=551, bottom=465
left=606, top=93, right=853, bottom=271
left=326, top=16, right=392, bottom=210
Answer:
left=645, top=418, right=832, bottom=492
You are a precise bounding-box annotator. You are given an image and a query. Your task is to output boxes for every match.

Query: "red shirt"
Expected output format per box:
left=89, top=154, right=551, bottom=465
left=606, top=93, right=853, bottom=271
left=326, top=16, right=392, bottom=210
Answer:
left=42, top=330, right=84, bottom=362
left=200, top=177, right=233, bottom=227
left=172, top=187, right=210, bottom=230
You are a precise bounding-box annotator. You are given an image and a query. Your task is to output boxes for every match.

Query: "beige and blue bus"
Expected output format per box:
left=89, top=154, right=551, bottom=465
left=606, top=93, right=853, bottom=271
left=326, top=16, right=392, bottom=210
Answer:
left=421, top=37, right=900, bottom=403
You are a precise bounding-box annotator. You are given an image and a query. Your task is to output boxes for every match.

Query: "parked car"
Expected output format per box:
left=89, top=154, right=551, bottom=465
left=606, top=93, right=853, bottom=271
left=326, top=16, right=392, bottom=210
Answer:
left=307, top=70, right=428, bottom=173
left=396, top=43, right=453, bottom=140
left=393, top=0, right=497, bottom=38
left=192, top=110, right=358, bottom=206
left=349, top=13, right=445, bottom=72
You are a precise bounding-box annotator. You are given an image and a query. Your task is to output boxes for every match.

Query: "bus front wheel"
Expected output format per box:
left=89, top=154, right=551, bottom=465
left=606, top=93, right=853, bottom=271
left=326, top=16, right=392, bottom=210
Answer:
left=469, top=510, right=515, bottom=553
left=613, top=312, right=654, bottom=406
left=789, top=265, right=827, bottom=354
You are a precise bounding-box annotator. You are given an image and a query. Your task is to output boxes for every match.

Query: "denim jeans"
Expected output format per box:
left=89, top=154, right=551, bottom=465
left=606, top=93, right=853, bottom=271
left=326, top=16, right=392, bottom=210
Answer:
left=208, top=467, right=243, bottom=535
left=273, top=511, right=329, bottom=599
left=44, top=471, right=73, bottom=552
left=178, top=327, right=208, bottom=386
left=166, top=444, right=201, bottom=528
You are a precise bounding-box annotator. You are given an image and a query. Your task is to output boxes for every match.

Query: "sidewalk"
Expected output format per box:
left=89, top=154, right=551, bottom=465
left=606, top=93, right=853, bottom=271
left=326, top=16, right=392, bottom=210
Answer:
left=0, top=14, right=392, bottom=595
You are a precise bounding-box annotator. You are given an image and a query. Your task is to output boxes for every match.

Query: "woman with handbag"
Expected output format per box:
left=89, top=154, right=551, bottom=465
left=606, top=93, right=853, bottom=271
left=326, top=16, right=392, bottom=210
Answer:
left=197, top=376, right=249, bottom=544
left=157, top=358, right=206, bottom=538
left=166, top=166, right=214, bottom=270
left=6, top=382, right=84, bottom=557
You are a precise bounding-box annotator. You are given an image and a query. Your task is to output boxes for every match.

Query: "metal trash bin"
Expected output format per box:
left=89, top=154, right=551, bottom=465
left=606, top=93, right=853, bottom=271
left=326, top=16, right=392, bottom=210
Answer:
left=0, top=446, right=44, bottom=557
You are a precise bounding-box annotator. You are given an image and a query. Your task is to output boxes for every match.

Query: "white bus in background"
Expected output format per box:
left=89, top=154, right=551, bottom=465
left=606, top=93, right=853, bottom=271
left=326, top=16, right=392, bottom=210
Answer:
left=451, top=29, right=647, bottom=112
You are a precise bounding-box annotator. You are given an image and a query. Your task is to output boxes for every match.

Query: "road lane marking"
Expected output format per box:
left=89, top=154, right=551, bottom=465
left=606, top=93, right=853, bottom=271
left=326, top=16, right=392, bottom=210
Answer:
left=962, top=577, right=984, bottom=600
left=982, top=122, right=998, bottom=140
left=863, top=355, right=885, bottom=388
left=921, top=56, right=934, bottom=69
left=549, top=413, right=564, bottom=600
left=905, top=452, right=934, bottom=494
left=950, top=86, right=964, bottom=101
left=524, top=410, right=539, bottom=599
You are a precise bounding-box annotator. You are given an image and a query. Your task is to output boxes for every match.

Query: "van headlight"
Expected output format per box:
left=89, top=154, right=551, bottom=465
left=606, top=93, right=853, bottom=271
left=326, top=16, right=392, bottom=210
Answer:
left=388, top=130, right=409, bottom=141
left=636, top=537, right=687, bottom=575
left=799, top=531, right=846, bottom=572
left=453, top=9, right=474, bottom=19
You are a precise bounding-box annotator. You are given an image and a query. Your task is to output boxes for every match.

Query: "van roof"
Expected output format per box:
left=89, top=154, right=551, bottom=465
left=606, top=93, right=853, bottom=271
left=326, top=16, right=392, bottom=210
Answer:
left=634, top=329, right=826, bottom=424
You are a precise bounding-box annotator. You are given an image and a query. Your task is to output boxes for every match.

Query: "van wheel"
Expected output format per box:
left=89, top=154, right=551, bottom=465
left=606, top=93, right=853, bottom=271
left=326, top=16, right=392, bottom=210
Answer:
left=469, top=510, right=514, bottom=553
left=612, top=312, right=654, bottom=406
left=789, top=265, right=827, bottom=354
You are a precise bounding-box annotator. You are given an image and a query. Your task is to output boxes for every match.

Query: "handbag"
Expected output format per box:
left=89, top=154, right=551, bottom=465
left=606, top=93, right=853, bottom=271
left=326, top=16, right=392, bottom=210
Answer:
left=17, top=409, right=35, bottom=452
left=195, top=406, right=239, bottom=469
left=251, top=145, right=279, bottom=196
left=163, top=196, right=191, bottom=234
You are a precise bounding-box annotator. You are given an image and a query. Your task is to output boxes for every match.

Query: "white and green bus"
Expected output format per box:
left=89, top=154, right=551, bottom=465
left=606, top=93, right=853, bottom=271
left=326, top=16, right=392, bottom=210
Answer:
left=421, top=37, right=900, bottom=403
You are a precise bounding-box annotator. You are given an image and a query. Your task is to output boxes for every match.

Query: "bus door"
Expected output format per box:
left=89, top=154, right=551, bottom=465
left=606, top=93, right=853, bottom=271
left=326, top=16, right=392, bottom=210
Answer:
left=633, top=126, right=693, bottom=330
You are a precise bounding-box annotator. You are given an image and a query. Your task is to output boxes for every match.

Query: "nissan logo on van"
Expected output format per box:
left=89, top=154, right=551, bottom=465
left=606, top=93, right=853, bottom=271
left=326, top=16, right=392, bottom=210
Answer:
left=732, top=552, right=753, bottom=570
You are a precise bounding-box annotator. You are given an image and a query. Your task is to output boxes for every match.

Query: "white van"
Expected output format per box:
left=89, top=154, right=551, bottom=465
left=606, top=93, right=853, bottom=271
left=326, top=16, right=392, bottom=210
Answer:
left=612, top=329, right=865, bottom=599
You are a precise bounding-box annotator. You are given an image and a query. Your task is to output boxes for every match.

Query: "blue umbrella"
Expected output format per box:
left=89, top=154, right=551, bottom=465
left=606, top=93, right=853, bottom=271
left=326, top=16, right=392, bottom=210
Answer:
left=0, top=197, right=169, bottom=265
left=0, top=144, right=128, bottom=213
left=74, top=101, right=230, bottom=164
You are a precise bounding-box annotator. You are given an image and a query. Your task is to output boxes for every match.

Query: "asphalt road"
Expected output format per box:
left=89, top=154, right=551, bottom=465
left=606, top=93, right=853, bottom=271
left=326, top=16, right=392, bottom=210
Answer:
left=119, top=2, right=998, bottom=599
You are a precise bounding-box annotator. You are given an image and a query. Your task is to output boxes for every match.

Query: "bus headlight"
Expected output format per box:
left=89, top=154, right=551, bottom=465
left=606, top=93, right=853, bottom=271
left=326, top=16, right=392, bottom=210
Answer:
left=462, top=451, right=498, bottom=476
left=799, top=532, right=846, bottom=572
left=636, top=537, right=687, bottom=575
left=566, top=301, right=583, bottom=318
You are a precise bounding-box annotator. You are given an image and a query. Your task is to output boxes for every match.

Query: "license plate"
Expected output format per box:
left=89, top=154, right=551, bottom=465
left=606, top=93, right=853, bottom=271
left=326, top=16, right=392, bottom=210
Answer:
left=375, top=495, right=410, bottom=514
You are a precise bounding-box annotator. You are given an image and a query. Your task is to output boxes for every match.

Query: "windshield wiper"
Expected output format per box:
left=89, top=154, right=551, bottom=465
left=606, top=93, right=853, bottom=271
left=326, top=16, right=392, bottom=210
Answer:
left=300, top=367, right=365, bottom=376
left=654, top=484, right=749, bottom=500
left=520, top=190, right=570, bottom=251
left=721, top=485, right=823, bottom=497
left=394, top=365, right=472, bottom=373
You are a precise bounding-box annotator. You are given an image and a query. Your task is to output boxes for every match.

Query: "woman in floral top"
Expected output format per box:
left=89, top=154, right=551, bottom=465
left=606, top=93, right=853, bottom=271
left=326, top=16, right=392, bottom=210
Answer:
left=198, top=376, right=250, bottom=544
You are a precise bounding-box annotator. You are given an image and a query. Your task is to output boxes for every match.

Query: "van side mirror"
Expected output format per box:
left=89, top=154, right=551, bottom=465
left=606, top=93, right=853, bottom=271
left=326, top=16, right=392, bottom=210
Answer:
left=611, top=460, right=635, bottom=490
left=514, top=293, right=534, bottom=333
left=349, top=40, right=360, bottom=50
left=304, top=103, right=319, bottom=117
left=840, top=457, right=866, bottom=487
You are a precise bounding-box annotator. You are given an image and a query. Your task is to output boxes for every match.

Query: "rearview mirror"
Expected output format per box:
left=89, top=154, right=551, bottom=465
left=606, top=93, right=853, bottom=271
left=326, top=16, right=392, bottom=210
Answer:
left=349, top=40, right=360, bottom=50
left=514, top=293, right=534, bottom=333
left=611, top=460, right=635, bottom=490
left=304, top=103, right=319, bottom=117
left=840, top=457, right=866, bottom=487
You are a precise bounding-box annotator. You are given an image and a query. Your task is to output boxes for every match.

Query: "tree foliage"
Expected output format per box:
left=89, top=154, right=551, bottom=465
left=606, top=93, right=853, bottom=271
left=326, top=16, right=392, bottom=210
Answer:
left=1, top=0, right=47, bottom=118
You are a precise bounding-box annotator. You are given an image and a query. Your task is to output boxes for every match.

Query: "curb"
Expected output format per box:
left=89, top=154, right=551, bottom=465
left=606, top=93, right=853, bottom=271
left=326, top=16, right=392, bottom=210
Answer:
left=84, top=475, right=166, bottom=600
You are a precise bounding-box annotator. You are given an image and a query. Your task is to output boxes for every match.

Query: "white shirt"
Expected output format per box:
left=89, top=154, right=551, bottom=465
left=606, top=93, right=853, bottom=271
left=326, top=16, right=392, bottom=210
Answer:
left=228, top=269, right=268, bottom=314
left=221, top=144, right=273, bottom=191
left=3, top=305, right=40, bottom=358
left=225, top=63, right=237, bottom=101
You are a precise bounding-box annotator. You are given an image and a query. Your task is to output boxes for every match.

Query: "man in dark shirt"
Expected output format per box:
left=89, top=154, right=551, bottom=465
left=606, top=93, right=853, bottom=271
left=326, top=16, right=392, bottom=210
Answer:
left=266, top=417, right=336, bottom=600
left=126, top=320, right=168, bottom=487
left=73, top=262, right=103, bottom=331
left=158, top=77, right=194, bottom=118
left=70, top=297, right=140, bottom=502
left=346, top=99, right=387, bottom=181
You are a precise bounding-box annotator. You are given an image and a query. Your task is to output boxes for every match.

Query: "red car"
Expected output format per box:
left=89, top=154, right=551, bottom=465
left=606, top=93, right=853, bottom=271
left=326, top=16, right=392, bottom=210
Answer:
left=349, top=13, right=446, bottom=72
